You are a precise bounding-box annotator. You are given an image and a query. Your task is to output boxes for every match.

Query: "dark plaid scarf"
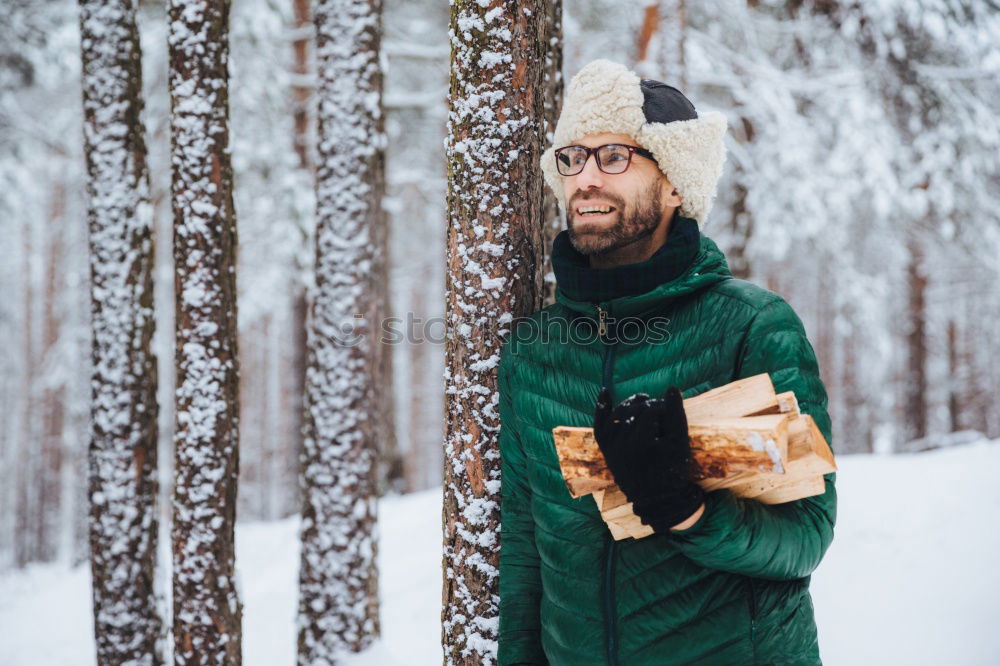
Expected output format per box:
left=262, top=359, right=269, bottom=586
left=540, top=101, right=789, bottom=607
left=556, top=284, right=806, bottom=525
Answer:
left=551, top=215, right=701, bottom=303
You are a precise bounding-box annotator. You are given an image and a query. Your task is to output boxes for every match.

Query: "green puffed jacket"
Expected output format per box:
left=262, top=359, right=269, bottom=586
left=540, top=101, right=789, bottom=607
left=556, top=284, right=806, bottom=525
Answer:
left=497, top=221, right=837, bottom=666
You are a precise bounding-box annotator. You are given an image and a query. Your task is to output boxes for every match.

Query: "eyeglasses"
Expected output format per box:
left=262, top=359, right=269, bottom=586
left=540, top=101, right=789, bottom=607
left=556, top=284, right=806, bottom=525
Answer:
left=553, top=143, right=657, bottom=176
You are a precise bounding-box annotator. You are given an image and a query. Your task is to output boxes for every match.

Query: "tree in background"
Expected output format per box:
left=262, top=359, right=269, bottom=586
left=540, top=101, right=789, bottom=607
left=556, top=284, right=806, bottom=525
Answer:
left=297, top=0, right=385, bottom=659
left=381, top=0, right=451, bottom=493
left=167, top=0, right=242, bottom=661
left=442, top=1, right=550, bottom=663
left=0, top=0, right=92, bottom=572
left=797, top=0, right=1000, bottom=447
left=635, top=0, right=687, bottom=88
left=229, top=0, right=316, bottom=523
left=79, top=0, right=163, bottom=661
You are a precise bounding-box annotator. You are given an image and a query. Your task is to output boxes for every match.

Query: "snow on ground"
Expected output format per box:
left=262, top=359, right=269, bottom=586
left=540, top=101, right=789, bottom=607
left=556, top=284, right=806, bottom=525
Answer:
left=812, top=439, right=1000, bottom=665
left=238, top=488, right=442, bottom=666
left=2, top=441, right=998, bottom=665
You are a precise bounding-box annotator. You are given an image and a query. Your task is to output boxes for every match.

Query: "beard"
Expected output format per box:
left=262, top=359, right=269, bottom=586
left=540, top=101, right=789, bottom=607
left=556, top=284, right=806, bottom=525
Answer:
left=566, top=180, right=663, bottom=256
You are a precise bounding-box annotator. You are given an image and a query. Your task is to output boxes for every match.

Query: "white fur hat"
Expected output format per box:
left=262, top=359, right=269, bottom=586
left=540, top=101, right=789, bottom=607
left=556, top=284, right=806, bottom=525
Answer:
left=541, top=59, right=728, bottom=225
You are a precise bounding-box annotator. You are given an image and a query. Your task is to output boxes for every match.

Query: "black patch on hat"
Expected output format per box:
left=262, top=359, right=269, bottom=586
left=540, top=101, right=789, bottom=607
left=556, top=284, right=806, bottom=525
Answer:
left=640, top=79, right=697, bottom=123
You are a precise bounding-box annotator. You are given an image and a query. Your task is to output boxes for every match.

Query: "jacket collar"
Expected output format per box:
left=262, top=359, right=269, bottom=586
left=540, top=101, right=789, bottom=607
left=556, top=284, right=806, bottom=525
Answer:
left=552, top=216, right=732, bottom=319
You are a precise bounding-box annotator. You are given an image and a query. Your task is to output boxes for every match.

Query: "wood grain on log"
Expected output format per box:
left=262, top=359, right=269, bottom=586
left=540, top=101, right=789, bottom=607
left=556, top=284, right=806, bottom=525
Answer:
left=553, top=413, right=789, bottom=497
left=755, top=474, right=826, bottom=504
left=683, top=373, right=778, bottom=422
left=723, top=415, right=835, bottom=497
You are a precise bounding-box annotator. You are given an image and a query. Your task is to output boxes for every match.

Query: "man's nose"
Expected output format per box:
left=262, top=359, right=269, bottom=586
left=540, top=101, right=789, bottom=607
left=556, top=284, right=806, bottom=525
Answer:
left=573, top=153, right=605, bottom=191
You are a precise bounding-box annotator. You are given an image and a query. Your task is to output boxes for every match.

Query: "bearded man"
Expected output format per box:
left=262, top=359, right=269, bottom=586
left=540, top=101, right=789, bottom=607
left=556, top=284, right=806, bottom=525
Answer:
left=497, top=59, right=837, bottom=665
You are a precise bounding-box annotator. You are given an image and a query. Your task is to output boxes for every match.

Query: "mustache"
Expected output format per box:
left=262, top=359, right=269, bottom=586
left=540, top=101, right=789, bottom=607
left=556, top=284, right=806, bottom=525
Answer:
left=569, top=190, right=625, bottom=209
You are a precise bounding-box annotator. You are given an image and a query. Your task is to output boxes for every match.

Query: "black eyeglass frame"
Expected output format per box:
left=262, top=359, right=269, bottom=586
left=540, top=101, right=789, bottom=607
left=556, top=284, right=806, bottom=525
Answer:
left=553, top=143, right=658, bottom=176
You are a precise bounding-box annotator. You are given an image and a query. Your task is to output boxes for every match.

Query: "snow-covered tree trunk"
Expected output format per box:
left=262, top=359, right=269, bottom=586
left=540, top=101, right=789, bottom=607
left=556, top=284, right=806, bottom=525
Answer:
left=726, top=101, right=753, bottom=281
left=78, top=0, right=163, bottom=661
left=442, top=2, right=547, bottom=663
left=297, top=0, right=384, bottom=660
left=167, top=0, right=242, bottom=662
left=540, top=0, right=564, bottom=309
left=290, top=0, right=313, bottom=495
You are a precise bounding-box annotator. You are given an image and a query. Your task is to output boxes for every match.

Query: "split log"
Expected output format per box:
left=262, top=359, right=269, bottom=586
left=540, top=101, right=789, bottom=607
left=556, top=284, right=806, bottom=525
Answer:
left=553, top=374, right=836, bottom=540
left=553, top=412, right=789, bottom=499
left=687, top=414, right=789, bottom=478
left=723, top=415, right=835, bottom=498
left=755, top=475, right=826, bottom=505
left=606, top=512, right=654, bottom=539
left=592, top=486, right=627, bottom=512
left=592, top=487, right=653, bottom=539
left=682, top=374, right=780, bottom=422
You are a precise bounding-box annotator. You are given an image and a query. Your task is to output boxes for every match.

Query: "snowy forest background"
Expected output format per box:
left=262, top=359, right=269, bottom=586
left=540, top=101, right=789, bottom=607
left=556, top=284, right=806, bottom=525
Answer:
left=1, top=0, right=998, bottom=663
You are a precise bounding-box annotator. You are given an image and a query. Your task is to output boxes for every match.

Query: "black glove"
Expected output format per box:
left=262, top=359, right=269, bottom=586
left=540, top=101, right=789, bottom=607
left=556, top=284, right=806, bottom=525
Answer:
left=593, top=386, right=704, bottom=533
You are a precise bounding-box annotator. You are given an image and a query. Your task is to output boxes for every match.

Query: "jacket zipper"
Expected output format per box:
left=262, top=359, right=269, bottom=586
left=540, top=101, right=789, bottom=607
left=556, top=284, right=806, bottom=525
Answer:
left=597, top=303, right=616, bottom=398
left=597, top=302, right=620, bottom=666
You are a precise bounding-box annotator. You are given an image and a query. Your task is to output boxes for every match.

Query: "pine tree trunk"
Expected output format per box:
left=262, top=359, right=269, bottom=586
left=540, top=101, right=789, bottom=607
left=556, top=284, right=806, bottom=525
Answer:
left=904, top=238, right=928, bottom=444
left=167, top=0, right=243, bottom=662
left=657, top=0, right=687, bottom=88
left=373, top=140, right=401, bottom=495
left=297, top=0, right=384, bottom=660
left=443, top=3, right=547, bottom=663
left=540, top=0, right=564, bottom=309
left=661, top=0, right=686, bottom=88
left=726, top=116, right=755, bottom=280
left=635, top=1, right=686, bottom=87
left=947, top=318, right=959, bottom=433
left=404, top=266, right=430, bottom=493
left=237, top=318, right=265, bottom=518
left=15, top=219, right=35, bottom=568
left=841, top=316, right=873, bottom=453
left=39, top=187, right=67, bottom=563
left=79, top=0, right=163, bottom=661
left=962, top=294, right=990, bottom=436
left=291, top=0, right=312, bottom=171
left=290, top=0, right=312, bottom=515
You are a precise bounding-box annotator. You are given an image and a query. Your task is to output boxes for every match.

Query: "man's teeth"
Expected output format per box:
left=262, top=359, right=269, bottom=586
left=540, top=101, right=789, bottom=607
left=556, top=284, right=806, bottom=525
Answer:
left=578, top=206, right=613, bottom=215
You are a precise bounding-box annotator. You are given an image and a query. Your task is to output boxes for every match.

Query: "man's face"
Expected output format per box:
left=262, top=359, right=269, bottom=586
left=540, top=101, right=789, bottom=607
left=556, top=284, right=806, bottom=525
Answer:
left=560, top=132, right=675, bottom=256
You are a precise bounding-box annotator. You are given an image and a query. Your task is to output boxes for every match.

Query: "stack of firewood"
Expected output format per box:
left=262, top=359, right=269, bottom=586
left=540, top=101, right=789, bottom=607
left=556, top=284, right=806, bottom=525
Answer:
left=551, top=373, right=836, bottom=540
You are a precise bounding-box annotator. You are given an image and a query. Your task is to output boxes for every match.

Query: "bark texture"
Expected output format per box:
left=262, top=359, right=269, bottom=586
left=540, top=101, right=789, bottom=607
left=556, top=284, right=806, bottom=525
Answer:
left=80, top=0, right=162, bottom=660
left=167, top=0, right=242, bottom=662
left=540, top=0, right=564, bottom=309
left=443, top=2, right=547, bottom=663
left=297, top=0, right=384, bottom=660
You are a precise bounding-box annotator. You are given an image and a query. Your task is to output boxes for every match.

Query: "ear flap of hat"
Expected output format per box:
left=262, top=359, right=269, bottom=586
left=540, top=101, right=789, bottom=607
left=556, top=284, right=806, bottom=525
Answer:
left=635, top=111, right=728, bottom=224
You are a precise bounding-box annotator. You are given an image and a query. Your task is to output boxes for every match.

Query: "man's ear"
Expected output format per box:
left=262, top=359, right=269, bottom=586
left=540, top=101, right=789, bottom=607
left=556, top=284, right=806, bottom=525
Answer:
left=661, top=179, right=683, bottom=208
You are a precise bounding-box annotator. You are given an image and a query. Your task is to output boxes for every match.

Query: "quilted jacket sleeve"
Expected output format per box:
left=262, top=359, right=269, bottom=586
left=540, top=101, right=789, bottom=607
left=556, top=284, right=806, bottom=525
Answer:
left=669, top=297, right=838, bottom=582
left=497, top=343, right=547, bottom=665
